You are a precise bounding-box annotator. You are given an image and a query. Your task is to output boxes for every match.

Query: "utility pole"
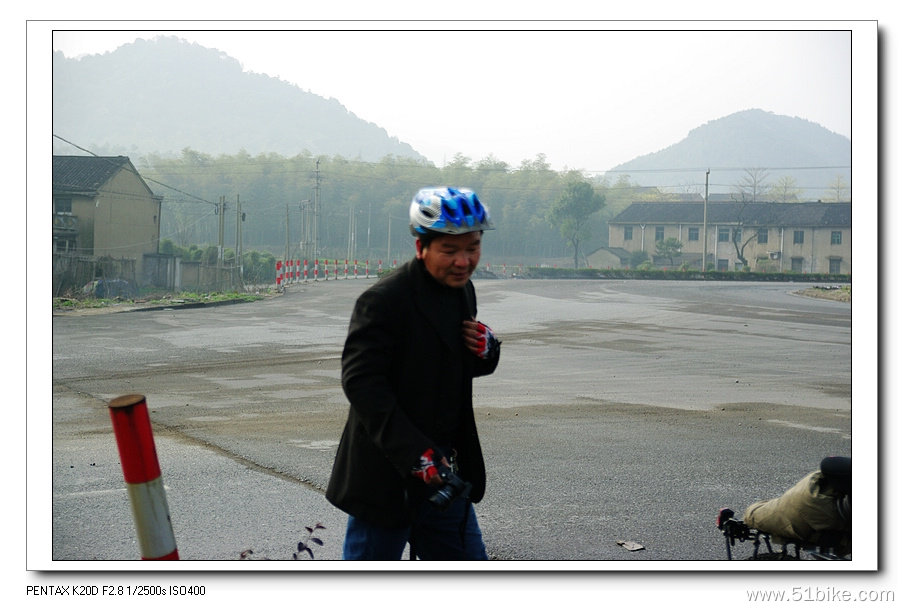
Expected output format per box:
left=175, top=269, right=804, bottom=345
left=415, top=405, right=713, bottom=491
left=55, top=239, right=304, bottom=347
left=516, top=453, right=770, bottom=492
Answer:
left=218, top=195, right=226, bottom=291
left=313, top=159, right=321, bottom=259
left=367, top=201, right=372, bottom=253
left=347, top=205, right=357, bottom=262
left=217, top=195, right=226, bottom=267
left=702, top=169, right=710, bottom=273
left=285, top=201, right=290, bottom=264
left=235, top=194, right=243, bottom=289
left=300, top=199, right=311, bottom=260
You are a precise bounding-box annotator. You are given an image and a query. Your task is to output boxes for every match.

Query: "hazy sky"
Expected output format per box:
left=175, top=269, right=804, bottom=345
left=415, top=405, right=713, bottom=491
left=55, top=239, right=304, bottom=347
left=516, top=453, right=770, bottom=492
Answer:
left=51, top=25, right=858, bottom=173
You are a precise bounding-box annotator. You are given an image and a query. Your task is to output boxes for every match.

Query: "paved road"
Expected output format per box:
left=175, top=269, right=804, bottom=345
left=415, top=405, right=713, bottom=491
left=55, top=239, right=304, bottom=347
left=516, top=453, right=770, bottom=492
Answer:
left=46, top=278, right=855, bottom=565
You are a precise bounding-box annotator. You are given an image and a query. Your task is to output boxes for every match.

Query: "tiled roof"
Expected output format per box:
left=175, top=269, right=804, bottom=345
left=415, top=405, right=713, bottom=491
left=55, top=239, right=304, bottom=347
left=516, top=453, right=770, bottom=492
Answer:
left=52, top=155, right=132, bottom=194
left=610, top=201, right=851, bottom=227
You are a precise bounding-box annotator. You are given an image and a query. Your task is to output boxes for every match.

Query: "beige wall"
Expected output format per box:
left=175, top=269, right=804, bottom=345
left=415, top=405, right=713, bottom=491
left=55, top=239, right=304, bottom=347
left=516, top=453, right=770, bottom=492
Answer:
left=69, top=195, right=97, bottom=252
left=92, top=169, right=161, bottom=261
left=64, top=167, right=161, bottom=281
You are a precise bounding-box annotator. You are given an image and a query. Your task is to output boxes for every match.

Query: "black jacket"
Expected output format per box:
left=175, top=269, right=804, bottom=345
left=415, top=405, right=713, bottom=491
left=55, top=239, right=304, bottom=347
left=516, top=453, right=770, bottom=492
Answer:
left=325, top=258, right=499, bottom=527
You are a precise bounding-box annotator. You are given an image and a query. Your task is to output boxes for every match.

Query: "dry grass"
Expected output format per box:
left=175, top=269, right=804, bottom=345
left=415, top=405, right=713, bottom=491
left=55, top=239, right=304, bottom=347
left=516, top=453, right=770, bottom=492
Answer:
left=796, top=285, right=851, bottom=302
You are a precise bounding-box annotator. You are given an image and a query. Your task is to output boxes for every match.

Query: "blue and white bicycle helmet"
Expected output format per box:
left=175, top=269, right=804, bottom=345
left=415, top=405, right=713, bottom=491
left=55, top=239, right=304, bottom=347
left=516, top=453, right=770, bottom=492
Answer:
left=409, top=187, right=494, bottom=236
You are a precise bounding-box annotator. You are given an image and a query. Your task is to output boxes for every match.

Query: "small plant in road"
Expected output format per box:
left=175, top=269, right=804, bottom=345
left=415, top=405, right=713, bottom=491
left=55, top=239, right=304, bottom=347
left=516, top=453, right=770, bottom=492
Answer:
left=293, top=523, right=326, bottom=560
left=239, top=522, right=326, bottom=560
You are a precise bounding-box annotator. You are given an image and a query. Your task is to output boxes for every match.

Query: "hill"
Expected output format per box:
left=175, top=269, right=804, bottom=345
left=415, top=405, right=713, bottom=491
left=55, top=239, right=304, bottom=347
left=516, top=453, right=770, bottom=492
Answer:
left=605, top=109, right=851, bottom=200
left=52, top=36, right=425, bottom=162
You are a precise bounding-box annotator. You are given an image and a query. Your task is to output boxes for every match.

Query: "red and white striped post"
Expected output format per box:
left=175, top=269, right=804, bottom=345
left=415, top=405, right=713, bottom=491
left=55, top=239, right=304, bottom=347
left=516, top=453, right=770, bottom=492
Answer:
left=108, top=394, right=179, bottom=560
left=275, top=260, right=283, bottom=287
left=303, top=259, right=309, bottom=282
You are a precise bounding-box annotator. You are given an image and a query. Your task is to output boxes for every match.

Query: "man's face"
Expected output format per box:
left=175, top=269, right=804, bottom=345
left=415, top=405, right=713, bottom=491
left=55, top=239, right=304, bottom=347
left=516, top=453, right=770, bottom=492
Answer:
left=416, top=232, right=482, bottom=288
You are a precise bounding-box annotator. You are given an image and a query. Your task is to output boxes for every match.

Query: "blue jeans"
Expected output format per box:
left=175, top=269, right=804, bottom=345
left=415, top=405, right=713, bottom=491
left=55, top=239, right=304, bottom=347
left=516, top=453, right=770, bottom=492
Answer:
left=342, top=497, right=488, bottom=560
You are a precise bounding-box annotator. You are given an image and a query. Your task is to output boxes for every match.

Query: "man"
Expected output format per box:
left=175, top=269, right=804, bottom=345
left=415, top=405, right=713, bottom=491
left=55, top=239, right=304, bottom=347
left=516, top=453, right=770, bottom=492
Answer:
left=326, top=187, right=500, bottom=560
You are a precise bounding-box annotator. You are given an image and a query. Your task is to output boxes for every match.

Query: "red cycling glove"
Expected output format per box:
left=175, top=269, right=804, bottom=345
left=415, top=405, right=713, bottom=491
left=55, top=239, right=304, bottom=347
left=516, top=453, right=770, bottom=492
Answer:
left=412, top=448, right=442, bottom=484
left=471, top=321, right=498, bottom=359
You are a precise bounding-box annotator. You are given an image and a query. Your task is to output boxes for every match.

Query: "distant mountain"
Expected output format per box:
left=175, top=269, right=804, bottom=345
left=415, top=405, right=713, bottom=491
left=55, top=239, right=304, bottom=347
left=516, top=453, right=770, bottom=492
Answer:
left=606, top=109, right=851, bottom=199
left=52, top=36, right=425, bottom=162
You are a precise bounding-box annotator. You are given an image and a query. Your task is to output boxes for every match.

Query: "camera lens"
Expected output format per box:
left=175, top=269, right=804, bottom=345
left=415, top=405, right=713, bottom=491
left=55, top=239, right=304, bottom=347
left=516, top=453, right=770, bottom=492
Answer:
left=430, top=485, right=455, bottom=509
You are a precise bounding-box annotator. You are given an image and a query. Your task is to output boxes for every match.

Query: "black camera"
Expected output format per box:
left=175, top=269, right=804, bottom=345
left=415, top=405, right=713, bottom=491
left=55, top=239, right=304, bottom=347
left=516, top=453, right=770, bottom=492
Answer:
left=428, top=465, right=472, bottom=510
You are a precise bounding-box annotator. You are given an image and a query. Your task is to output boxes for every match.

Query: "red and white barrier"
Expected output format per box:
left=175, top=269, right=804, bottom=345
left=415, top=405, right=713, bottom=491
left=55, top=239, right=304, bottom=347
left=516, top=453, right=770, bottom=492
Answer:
left=108, top=394, right=179, bottom=560
left=278, top=255, right=491, bottom=287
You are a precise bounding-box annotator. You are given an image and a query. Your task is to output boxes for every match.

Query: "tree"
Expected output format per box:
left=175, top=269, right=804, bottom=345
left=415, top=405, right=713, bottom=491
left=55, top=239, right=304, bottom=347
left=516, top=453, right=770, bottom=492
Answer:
left=519, top=153, right=551, bottom=173
left=630, top=250, right=649, bottom=269
left=728, top=201, right=777, bottom=268
left=730, top=227, right=759, bottom=269
left=822, top=174, right=851, bottom=202
left=546, top=180, right=606, bottom=268
left=655, top=238, right=683, bottom=266
left=735, top=168, right=771, bottom=203
left=766, top=175, right=802, bottom=203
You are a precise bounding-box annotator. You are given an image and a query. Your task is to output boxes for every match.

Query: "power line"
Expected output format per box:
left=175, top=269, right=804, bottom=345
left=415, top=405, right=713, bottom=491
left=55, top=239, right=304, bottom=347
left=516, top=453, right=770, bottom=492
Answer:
left=53, top=134, right=219, bottom=207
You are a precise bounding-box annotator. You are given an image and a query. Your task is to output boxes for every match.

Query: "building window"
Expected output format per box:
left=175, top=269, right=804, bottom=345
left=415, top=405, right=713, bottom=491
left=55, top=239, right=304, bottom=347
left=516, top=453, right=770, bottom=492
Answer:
left=717, top=259, right=729, bottom=271
left=829, top=258, right=842, bottom=274
left=655, top=226, right=665, bottom=242
left=54, top=237, right=76, bottom=253
left=54, top=197, right=72, bottom=214
left=791, top=257, right=804, bottom=273
left=718, top=227, right=730, bottom=242
left=793, top=230, right=805, bottom=244
left=624, top=226, right=633, bottom=241
left=757, top=228, right=768, bottom=244
left=688, top=227, right=699, bottom=241
left=831, top=231, right=842, bottom=245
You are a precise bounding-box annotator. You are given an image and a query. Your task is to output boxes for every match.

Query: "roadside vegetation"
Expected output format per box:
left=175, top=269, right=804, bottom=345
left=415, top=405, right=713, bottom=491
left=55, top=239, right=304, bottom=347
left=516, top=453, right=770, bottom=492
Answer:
left=52, top=289, right=273, bottom=313
left=795, top=284, right=852, bottom=302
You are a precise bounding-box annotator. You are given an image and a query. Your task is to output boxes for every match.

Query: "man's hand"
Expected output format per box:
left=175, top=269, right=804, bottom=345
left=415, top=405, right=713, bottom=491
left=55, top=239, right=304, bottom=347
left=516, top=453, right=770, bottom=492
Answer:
left=462, top=319, right=499, bottom=359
